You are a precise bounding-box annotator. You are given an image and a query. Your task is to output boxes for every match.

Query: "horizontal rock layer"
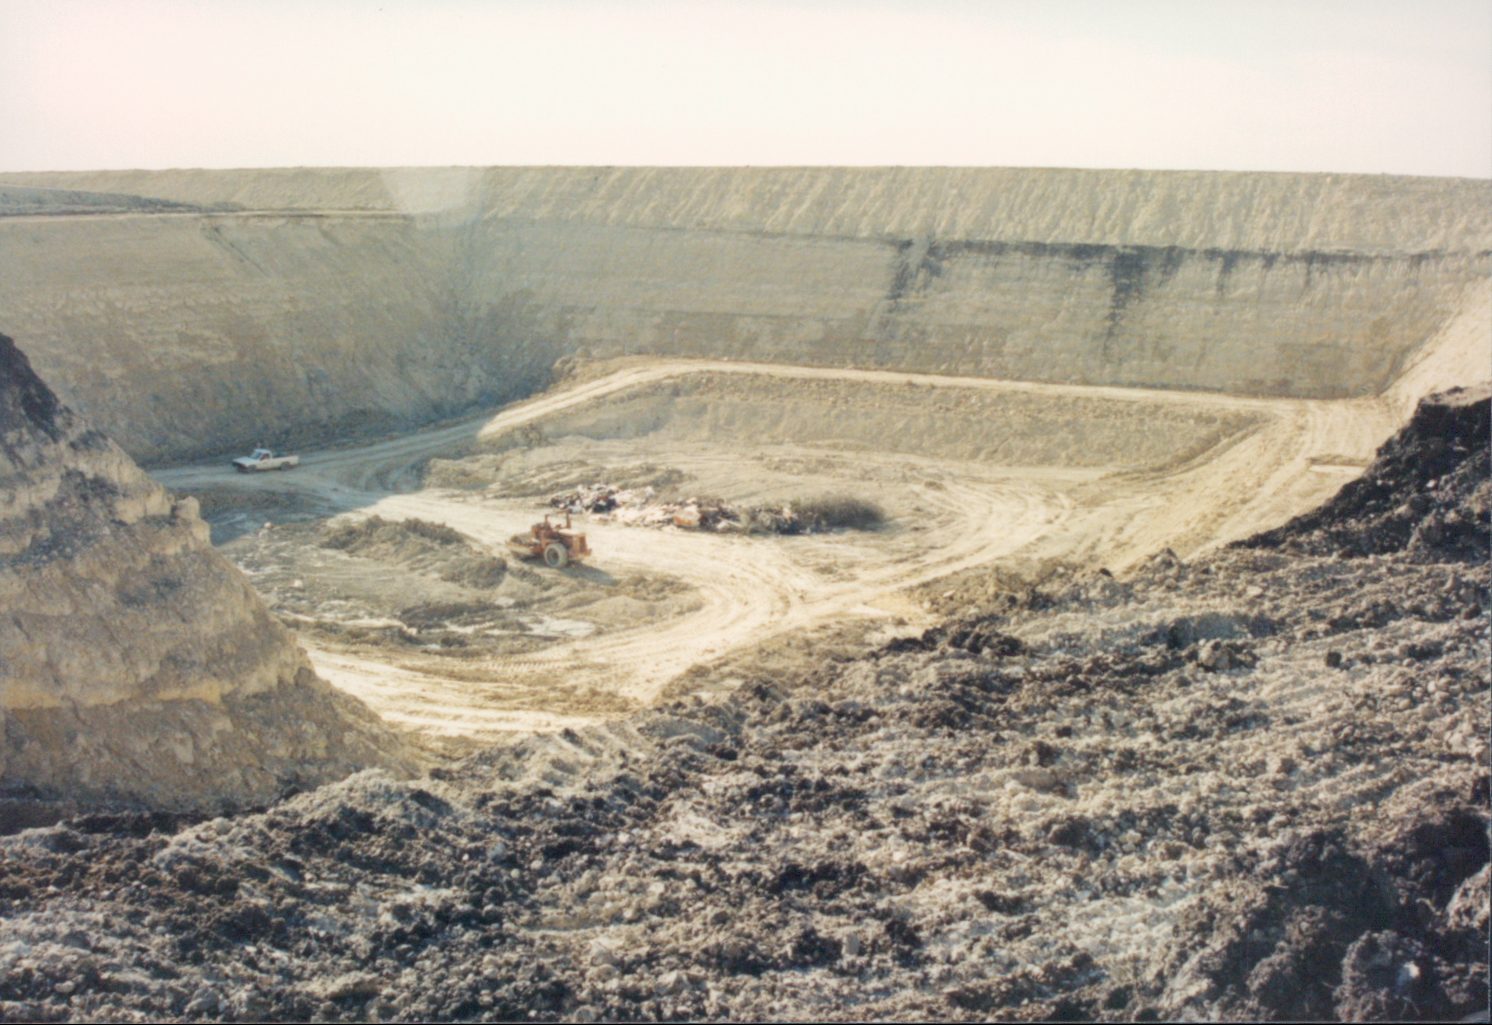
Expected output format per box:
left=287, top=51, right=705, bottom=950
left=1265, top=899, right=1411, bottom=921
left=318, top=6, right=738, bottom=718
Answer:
left=0, top=168, right=1487, bottom=464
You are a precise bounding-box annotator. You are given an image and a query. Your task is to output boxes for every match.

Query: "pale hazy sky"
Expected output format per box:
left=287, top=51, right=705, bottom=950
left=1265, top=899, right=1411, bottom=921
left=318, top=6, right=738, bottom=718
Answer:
left=3, top=0, right=1489, bottom=177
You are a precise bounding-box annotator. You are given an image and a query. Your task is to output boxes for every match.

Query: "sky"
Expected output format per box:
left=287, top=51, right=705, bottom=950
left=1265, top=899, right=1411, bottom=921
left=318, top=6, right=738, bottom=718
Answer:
left=2, top=0, right=1489, bottom=177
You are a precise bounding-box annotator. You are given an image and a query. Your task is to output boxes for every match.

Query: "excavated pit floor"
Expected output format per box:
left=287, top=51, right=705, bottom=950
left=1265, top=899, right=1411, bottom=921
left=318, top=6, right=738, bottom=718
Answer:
left=155, top=358, right=1407, bottom=743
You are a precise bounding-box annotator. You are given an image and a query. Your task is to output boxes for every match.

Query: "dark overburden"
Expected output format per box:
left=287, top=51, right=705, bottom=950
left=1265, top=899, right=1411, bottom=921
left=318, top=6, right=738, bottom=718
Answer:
left=0, top=390, right=1486, bottom=1022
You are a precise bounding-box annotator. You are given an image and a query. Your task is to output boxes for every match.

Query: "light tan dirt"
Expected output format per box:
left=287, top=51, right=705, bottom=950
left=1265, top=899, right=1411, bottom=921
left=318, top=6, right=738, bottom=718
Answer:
left=3, top=169, right=1486, bottom=466
left=155, top=289, right=1488, bottom=742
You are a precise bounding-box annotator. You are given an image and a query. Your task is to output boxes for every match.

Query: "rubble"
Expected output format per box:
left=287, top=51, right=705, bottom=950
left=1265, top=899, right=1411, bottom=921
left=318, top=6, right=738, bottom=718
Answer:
left=0, top=389, right=1484, bottom=1022
left=547, top=485, right=884, bottom=536
left=550, top=485, right=741, bottom=531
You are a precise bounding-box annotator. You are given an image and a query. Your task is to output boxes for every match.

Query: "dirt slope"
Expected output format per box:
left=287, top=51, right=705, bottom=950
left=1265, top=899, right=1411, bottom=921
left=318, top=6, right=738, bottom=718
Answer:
left=1, top=168, right=1485, bottom=463
left=1242, top=382, right=1491, bottom=560
left=0, top=388, right=1483, bottom=1022
left=0, top=333, right=417, bottom=813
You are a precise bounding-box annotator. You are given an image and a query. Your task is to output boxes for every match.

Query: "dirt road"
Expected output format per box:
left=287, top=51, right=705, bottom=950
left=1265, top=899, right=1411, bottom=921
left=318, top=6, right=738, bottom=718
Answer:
left=155, top=352, right=1456, bottom=740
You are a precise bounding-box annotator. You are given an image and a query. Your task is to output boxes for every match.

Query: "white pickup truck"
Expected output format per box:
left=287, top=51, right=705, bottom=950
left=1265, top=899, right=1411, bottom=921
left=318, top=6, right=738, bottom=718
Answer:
left=232, top=447, right=300, bottom=472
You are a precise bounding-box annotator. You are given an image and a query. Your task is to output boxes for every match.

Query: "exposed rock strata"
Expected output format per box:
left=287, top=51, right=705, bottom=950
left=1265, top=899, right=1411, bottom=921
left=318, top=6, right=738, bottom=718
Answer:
left=0, top=333, right=413, bottom=811
left=0, top=390, right=1483, bottom=1022
left=1, top=169, right=1487, bottom=463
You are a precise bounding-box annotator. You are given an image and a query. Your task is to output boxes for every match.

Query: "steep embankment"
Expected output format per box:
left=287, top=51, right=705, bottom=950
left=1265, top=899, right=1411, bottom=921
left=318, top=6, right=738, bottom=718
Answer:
left=0, top=169, right=1486, bottom=464
left=454, top=169, right=1491, bottom=399
left=0, top=211, right=496, bottom=465
left=0, top=333, right=414, bottom=812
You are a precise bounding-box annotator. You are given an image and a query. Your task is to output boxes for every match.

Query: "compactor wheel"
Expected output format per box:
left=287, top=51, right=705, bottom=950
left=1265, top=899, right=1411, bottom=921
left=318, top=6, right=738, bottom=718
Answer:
left=543, top=542, right=569, bottom=569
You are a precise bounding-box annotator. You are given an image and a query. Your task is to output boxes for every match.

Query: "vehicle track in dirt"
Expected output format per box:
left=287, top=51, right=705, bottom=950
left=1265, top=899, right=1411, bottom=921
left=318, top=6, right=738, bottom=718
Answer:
left=155, top=353, right=1452, bottom=740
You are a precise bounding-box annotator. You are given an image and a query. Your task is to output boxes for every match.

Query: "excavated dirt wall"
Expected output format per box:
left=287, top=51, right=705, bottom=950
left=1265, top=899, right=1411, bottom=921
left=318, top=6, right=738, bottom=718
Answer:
left=0, top=213, right=500, bottom=464
left=460, top=221, right=1486, bottom=398
left=0, top=168, right=1487, bottom=464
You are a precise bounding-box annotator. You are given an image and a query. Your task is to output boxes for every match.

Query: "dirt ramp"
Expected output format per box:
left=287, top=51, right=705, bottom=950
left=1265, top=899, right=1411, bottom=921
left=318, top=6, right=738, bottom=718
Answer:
left=0, top=333, right=416, bottom=811
left=1241, top=383, right=1491, bottom=560
left=478, top=370, right=1267, bottom=468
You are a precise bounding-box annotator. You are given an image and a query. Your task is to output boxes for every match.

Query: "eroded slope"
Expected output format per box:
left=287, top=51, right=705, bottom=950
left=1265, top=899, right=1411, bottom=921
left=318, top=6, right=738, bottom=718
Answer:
left=0, top=333, right=416, bottom=812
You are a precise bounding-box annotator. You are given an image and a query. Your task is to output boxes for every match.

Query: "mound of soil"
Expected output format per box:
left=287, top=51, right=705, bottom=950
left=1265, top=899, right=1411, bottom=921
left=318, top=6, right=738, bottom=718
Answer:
left=322, top=515, right=465, bottom=555
left=1, top=332, right=414, bottom=813
left=320, top=515, right=507, bottom=588
left=1241, top=384, right=1490, bottom=562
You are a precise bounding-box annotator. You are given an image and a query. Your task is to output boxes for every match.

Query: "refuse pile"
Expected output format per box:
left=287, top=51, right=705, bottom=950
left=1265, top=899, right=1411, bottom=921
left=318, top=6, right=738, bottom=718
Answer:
left=548, top=483, right=633, bottom=515
left=550, top=485, right=742, bottom=531
left=548, top=485, right=884, bottom=535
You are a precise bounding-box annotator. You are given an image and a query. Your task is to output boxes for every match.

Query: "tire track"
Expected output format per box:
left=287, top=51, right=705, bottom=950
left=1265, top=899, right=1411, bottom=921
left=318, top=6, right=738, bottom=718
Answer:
left=153, top=355, right=1439, bottom=741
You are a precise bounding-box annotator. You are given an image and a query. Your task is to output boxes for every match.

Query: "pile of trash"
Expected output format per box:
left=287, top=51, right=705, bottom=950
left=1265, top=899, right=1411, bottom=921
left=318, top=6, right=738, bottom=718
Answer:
left=548, top=485, right=882, bottom=535
left=548, top=483, right=634, bottom=515
left=632, top=499, right=743, bottom=531
left=738, top=504, right=812, bottom=535
left=550, top=485, right=742, bottom=531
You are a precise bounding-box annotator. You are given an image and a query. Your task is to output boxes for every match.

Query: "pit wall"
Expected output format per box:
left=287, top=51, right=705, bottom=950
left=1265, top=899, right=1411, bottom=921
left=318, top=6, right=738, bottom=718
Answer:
left=0, top=214, right=507, bottom=465
left=464, top=221, right=1483, bottom=397
left=1, top=168, right=1487, bottom=464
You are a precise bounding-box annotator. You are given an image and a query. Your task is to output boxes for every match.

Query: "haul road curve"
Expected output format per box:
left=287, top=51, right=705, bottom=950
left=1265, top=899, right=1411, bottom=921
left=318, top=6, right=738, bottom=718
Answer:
left=154, top=354, right=1445, bottom=742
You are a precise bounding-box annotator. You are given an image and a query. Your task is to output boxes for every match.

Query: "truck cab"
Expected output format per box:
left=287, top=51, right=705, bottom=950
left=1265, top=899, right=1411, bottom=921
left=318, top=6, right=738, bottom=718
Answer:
left=232, top=448, right=299, bottom=472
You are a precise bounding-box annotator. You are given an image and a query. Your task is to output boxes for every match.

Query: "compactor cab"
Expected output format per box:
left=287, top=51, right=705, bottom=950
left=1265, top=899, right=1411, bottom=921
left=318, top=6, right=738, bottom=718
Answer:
left=507, top=512, right=591, bottom=568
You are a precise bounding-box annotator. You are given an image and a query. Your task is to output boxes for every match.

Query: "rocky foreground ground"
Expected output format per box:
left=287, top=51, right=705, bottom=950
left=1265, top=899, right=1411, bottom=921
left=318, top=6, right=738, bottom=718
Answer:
left=0, top=388, right=1487, bottom=1022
